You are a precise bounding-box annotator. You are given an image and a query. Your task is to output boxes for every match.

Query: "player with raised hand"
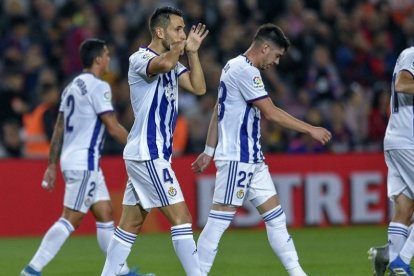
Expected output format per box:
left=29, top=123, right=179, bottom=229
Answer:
left=101, top=6, right=208, bottom=276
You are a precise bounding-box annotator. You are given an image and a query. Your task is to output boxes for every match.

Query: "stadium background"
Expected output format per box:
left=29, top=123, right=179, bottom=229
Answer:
left=0, top=0, right=412, bottom=274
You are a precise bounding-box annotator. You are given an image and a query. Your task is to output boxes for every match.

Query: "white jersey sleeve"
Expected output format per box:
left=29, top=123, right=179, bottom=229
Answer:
left=90, top=82, right=114, bottom=114
left=384, top=46, right=414, bottom=150
left=237, top=67, right=268, bottom=102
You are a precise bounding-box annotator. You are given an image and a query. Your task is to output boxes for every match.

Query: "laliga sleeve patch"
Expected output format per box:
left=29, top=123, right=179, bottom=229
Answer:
left=252, top=76, right=264, bottom=89
left=142, top=53, right=155, bottom=61
left=103, top=91, right=111, bottom=102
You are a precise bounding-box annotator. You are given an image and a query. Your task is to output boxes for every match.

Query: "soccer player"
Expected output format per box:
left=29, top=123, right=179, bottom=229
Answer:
left=191, top=24, right=332, bottom=276
left=101, top=7, right=208, bottom=276
left=20, top=39, right=150, bottom=276
left=369, top=46, right=414, bottom=276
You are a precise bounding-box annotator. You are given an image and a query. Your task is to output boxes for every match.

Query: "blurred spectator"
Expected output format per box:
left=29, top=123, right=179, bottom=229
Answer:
left=0, top=119, right=23, bottom=158
left=367, top=82, right=390, bottom=152
left=23, top=82, right=60, bottom=158
left=0, top=0, right=409, bottom=157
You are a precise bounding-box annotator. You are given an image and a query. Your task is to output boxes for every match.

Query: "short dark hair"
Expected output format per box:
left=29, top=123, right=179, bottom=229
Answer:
left=149, top=6, right=184, bottom=35
left=253, top=24, right=290, bottom=51
left=79, top=39, right=106, bottom=68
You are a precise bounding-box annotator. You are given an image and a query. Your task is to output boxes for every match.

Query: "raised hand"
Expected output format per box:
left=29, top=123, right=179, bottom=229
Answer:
left=310, top=127, right=332, bottom=145
left=185, top=23, right=209, bottom=53
left=191, top=153, right=212, bottom=174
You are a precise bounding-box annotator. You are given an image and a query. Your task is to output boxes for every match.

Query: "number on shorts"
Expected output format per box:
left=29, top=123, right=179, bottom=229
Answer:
left=163, top=168, right=173, bottom=184
left=237, top=171, right=253, bottom=188
left=87, top=181, right=96, bottom=197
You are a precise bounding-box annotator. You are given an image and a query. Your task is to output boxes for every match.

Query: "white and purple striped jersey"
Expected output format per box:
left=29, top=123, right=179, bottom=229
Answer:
left=59, top=73, right=114, bottom=171
left=214, top=55, right=268, bottom=163
left=123, top=48, right=188, bottom=162
left=384, top=46, right=414, bottom=150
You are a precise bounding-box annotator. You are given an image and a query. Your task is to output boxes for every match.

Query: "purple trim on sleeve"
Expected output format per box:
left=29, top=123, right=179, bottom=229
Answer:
left=98, top=110, right=114, bottom=116
left=401, top=69, right=414, bottom=79
left=178, top=68, right=189, bottom=77
left=145, top=47, right=159, bottom=56
left=246, top=94, right=269, bottom=103
left=146, top=56, right=157, bottom=77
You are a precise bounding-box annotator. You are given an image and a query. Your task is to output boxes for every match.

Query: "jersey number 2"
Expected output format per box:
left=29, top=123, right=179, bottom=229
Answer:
left=66, top=95, right=75, bottom=132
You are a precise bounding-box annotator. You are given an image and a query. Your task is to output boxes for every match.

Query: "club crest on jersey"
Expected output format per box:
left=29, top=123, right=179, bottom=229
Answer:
left=236, top=189, right=245, bottom=199
left=164, top=83, right=176, bottom=100
left=168, top=186, right=177, bottom=197
left=411, top=61, right=414, bottom=70
left=252, top=76, right=264, bottom=89
left=104, top=91, right=111, bottom=102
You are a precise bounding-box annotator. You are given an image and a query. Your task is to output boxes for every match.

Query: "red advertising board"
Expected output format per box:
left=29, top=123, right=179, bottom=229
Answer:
left=0, top=154, right=388, bottom=236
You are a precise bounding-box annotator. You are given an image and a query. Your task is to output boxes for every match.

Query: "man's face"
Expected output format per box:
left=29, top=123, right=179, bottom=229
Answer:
left=161, top=14, right=186, bottom=50
left=99, top=46, right=111, bottom=72
left=259, top=43, right=285, bottom=70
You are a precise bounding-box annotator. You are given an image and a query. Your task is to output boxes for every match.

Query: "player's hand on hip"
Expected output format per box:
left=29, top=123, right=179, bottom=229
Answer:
left=185, top=23, right=209, bottom=53
left=191, top=153, right=212, bottom=174
left=310, top=127, right=332, bottom=145
left=41, top=165, right=57, bottom=191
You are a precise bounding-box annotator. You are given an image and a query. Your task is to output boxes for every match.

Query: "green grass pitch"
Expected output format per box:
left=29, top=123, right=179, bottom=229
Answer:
left=1, top=225, right=386, bottom=275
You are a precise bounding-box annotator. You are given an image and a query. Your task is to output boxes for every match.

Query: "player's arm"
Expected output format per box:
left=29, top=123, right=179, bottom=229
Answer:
left=42, top=112, right=64, bottom=191
left=147, top=41, right=186, bottom=76
left=100, top=111, right=128, bottom=145
left=191, top=102, right=218, bottom=174
left=395, top=70, right=414, bottom=94
left=253, top=97, right=332, bottom=145
left=179, top=24, right=209, bottom=95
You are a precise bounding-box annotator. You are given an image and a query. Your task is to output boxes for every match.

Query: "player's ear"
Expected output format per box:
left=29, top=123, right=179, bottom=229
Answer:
left=155, top=27, right=164, bottom=39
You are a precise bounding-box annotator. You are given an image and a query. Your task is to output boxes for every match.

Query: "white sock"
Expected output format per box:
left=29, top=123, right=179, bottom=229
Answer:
left=388, top=222, right=408, bottom=262
left=171, top=223, right=201, bottom=276
left=262, top=206, right=306, bottom=276
left=399, top=222, right=414, bottom=264
left=96, top=221, right=131, bottom=275
left=101, top=227, right=136, bottom=276
left=97, top=221, right=115, bottom=253
left=197, top=210, right=235, bottom=275
left=29, top=218, right=74, bottom=271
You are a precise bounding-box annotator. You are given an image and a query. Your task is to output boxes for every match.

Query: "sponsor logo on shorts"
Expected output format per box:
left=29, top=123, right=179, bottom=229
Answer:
left=236, top=189, right=245, bottom=199
left=168, top=186, right=177, bottom=197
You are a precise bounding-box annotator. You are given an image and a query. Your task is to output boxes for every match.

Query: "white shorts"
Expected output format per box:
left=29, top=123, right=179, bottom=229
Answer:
left=385, top=149, right=414, bottom=201
left=62, top=169, right=110, bottom=214
left=213, top=161, right=277, bottom=207
left=123, top=159, right=185, bottom=211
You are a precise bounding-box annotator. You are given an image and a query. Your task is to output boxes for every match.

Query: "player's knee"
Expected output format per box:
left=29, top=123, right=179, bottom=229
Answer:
left=171, top=213, right=192, bottom=226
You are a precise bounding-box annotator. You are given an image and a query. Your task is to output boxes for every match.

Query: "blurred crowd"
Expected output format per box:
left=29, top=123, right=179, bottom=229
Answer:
left=0, top=0, right=413, bottom=158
